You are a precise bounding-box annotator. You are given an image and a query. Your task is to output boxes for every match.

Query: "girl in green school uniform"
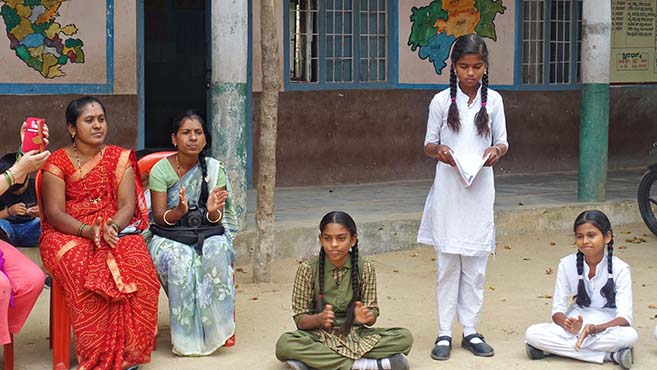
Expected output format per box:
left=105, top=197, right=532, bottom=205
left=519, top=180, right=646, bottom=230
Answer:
left=275, top=211, right=413, bottom=370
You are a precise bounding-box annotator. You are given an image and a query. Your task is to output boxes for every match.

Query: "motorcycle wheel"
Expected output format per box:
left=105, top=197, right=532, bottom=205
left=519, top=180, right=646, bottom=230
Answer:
left=638, top=169, right=657, bottom=237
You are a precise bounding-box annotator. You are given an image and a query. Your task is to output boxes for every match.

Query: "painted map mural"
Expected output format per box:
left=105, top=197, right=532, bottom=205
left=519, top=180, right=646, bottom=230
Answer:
left=0, top=0, right=84, bottom=79
left=408, top=0, right=506, bottom=74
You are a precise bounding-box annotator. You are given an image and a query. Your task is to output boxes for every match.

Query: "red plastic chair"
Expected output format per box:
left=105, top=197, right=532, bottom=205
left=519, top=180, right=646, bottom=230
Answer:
left=137, top=151, right=236, bottom=347
left=35, top=170, right=71, bottom=370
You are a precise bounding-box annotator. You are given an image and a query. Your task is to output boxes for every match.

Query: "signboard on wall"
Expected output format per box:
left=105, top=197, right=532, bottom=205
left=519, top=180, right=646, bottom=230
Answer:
left=611, top=0, right=657, bottom=83
left=0, top=0, right=113, bottom=93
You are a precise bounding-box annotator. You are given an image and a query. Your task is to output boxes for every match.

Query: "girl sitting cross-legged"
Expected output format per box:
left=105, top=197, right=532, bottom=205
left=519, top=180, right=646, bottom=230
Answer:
left=275, top=211, right=413, bottom=370
left=525, top=210, right=637, bottom=369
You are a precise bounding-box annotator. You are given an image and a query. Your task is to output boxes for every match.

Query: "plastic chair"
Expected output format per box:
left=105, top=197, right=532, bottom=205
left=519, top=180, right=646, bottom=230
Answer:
left=137, top=152, right=236, bottom=347
left=3, top=334, right=13, bottom=370
left=35, top=171, right=71, bottom=370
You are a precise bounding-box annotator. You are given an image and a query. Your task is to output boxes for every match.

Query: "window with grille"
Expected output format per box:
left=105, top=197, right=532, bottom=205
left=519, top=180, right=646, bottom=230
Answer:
left=287, top=0, right=389, bottom=86
left=521, top=0, right=582, bottom=85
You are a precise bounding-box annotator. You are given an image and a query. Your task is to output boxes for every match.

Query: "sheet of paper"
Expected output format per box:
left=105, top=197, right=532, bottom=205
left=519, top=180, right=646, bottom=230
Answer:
left=450, top=150, right=490, bottom=187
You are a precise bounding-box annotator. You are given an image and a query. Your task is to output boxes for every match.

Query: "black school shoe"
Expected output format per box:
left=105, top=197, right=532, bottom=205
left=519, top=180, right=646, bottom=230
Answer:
left=461, top=333, right=494, bottom=357
left=431, top=335, right=452, bottom=360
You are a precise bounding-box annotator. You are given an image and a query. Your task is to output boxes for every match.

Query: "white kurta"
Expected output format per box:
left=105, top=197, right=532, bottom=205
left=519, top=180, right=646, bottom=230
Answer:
left=525, top=253, right=638, bottom=363
left=417, top=85, right=508, bottom=256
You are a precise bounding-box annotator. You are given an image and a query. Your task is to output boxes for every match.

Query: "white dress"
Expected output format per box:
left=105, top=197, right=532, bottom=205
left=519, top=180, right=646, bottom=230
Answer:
left=525, top=253, right=638, bottom=363
left=417, top=85, right=508, bottom=256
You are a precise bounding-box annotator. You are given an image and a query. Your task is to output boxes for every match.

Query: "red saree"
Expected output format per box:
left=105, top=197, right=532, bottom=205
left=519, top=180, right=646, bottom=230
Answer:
left=40, top=145, right=159, bottom=370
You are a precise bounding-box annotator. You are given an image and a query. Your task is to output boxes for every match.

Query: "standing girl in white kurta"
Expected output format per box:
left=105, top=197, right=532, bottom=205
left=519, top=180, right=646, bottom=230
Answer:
left=417, top=34, right=508, bottom=361
left=525, top=210, right=637, bottom=369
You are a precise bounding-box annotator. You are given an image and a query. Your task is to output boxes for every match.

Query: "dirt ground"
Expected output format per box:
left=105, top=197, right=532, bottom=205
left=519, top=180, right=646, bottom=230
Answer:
left=11, top=222, right=657, bottom=369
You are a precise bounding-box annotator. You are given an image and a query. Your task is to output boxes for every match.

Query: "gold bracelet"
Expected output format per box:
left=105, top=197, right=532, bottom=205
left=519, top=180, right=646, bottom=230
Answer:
left=162, top=209, right=176, bottom=226
left=206, top=210, right=222, bottom=223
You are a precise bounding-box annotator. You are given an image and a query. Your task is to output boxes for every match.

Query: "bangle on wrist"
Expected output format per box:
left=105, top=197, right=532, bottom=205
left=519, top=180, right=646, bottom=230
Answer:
left=493, top=145, right=502, bottom=157
left=78, top=223, right=87, bottom=237
left=162, top=209, right=175, bottom=226
left=110, top=221, right=120, bottom=233
left=206, top=210, right=222, bottom=223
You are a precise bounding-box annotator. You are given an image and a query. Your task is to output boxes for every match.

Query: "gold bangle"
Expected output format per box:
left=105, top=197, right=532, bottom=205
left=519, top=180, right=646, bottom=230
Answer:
left=206, top=210, right=222, bottom=223
left=162, top=209, right=176, bottom=226
left=110, top=221, right=121, bottom=233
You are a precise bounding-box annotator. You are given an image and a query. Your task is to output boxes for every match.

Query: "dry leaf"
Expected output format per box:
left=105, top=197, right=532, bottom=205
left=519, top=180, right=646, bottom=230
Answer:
left=431, top=258, right=436, bottom=261
left=504, top=245, right=511, bottom=250
left=249, top=297, right=258, bottom=301
left=488, top=285, right=496, bottom=291
left=235, top=267, right=247, bottom=274
left=618, top=245, right=627, bottom=250
left=538, top=294, right=553, bottom=299
left=549, top=241, right=556, bottom=246
left=522, top=257, right=531, bottom=261
left=545, top=267, right=553, bottom=275
left=393, top=269, right=399, bottom=273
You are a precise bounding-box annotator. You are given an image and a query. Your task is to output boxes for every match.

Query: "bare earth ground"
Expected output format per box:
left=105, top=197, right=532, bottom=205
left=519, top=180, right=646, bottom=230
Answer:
left=10, top=222, right=657, bottom=370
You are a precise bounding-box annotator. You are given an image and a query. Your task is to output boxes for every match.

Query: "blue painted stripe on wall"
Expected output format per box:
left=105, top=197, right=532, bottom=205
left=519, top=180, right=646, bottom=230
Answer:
left=0, top=0, right=115, bottom=95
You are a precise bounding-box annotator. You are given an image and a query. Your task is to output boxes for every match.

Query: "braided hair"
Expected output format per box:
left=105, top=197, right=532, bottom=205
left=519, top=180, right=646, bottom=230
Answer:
left=574, top=210, right=616, bottom=308
left=170, top=109, right=213, bottom=202
left=447, top=34, right=490, bottom=137
left=317, top=211, right=360, bottom=335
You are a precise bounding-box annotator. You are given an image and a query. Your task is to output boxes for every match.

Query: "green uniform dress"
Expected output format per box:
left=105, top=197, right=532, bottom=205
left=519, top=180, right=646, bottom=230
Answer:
left=276, top=253, right=413, bottom=370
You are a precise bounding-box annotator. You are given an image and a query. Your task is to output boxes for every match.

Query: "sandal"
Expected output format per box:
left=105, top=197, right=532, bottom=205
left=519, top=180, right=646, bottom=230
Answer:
left=461, top=333, right=494, bottom=357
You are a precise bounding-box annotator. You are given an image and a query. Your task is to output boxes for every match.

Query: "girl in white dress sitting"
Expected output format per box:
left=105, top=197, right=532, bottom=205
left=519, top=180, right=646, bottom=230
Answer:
left=525, top=210, right=637, bottom=369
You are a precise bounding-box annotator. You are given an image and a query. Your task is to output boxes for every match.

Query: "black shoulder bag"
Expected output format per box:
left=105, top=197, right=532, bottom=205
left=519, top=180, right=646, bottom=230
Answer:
left=150, top=174, right=224, bottom=255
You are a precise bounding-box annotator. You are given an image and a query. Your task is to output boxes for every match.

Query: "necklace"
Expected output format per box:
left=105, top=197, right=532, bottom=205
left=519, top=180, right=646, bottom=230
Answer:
left=72, top=142, right=105, bottom=204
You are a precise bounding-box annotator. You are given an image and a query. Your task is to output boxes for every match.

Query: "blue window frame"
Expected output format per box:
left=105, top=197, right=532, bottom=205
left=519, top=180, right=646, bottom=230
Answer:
left=285, top=0, right=392, bottom=89
left=520, top=0, right=582, bottom=86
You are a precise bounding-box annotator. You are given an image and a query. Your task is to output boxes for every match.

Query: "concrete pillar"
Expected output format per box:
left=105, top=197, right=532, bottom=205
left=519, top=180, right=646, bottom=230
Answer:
left=210, top=0, right=249, bottom=227
left=578, top=0, right=611, bottom=202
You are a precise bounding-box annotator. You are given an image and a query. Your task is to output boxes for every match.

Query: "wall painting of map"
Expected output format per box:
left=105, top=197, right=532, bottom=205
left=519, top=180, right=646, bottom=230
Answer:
left=398, top=0, right=515, bottom=85
left=0, top=0, right=107, bottom=84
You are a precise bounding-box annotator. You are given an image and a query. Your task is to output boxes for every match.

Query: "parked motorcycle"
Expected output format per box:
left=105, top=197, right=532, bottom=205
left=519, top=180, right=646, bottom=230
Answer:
left=638, top=141, right=657, bottom=236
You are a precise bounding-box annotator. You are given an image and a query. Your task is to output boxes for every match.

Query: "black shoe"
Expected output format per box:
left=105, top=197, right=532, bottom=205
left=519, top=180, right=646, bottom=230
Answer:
left=461, top=333, right=494, bottom=357
left=431, top=335, right=452, bottom=361
left=525, top=343, right=545, bottom=360
left=44, top=275, right=52, bottom=289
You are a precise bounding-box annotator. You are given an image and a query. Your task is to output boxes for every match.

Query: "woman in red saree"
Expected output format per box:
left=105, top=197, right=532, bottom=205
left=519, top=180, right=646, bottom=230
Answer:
left=40, top=96, right=159, bottom=370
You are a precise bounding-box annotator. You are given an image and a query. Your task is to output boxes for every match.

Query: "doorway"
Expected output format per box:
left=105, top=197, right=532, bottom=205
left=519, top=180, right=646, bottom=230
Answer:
left=144, top=0, right=208, bottom=149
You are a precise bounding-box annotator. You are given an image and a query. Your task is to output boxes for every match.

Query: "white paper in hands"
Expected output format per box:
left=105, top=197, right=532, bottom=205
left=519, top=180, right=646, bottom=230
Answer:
left=448, top=150, right=490, bottom=187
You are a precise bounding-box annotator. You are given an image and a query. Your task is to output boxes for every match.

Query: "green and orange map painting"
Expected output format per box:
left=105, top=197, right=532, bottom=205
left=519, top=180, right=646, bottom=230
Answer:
left=408, top=0, right=506, bottom=74
left=0, top=0, right=84, bottom=79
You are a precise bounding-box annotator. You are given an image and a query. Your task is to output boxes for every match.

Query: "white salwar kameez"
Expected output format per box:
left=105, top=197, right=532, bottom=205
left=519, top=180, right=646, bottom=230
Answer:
left=417, top=85, right=508, bottom=337
left=525, top=253, right=638, bottom=363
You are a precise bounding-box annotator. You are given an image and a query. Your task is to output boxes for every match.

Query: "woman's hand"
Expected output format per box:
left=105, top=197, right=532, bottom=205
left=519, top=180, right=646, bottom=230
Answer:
left=435, top=145, right=456, bottom=167
left=354, top=301, right=374, bottom=326
left=176, top=185, right=189, bottom=214
left=206, top=187, right=228, bottom=214
left=563, top=315, right=583, bottom=335
left=316, top=304, right=335, bottom=330
left=102, top=218, right=119, bottom=247
left=483, top=145, right=502, bottom=167
left=11, top=150, right=50, bottom=181
left=86, top=217, right=102, bottom=247
left=575, top=323, right=597, bottom=351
